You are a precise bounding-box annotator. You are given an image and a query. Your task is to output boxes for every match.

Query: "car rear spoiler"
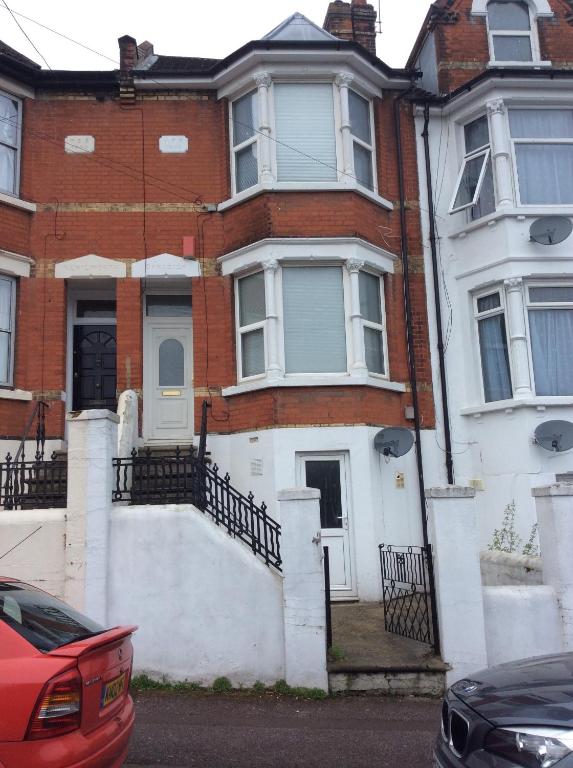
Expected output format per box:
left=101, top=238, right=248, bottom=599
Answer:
left=47, top=626, right=138, bottom=658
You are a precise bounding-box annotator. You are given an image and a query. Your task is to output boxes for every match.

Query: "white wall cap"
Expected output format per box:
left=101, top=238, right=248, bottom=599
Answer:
left=0, top=249, right=34, bottom=278
left=471, top=0, right=553, bottom=15
left=66, top=409, right=120, bottom=423
left=0, top=388, right=33, bottom=401
left=278, top=487, right=321, bottom=501
left=532, top=483, right=573, bottom=498
left=55, top=254, right=126, bottom=279
left=131, top=253, right=201, bottom=278
left=426, top=486, right=476, bottom=499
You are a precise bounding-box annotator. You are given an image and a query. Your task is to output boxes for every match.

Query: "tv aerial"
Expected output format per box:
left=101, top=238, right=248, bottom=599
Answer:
left=374, top=427, right=414, bottom=458
left=534, top=420, right=573, bottom=453
left=529, top=216, right=573, bottom=246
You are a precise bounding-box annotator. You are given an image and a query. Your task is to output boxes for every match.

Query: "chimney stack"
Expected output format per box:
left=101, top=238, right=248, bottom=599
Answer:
left=118, top=35, right=138, bottom=75
left=323, top=0, right=378, bottom=57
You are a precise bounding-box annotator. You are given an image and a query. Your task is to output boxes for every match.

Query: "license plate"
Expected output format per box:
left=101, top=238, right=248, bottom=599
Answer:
left=101, top=671, right=126, bottom=708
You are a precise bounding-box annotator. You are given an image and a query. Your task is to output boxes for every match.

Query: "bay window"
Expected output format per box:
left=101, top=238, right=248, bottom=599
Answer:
left=349, top=90, right=374, bottom=190
left=475, top=290, right=512, bottom=402
left=0, top=275, right=16, bottom=386
left=527, top=285, right=573, bottom=395
left=232, top=91, right=258, bottom=194
left=0, top=91, right=21, bottom=196
left=359, top=271, right=386, bottom=375
left=237, top=271, right=266, bottom=378
left=509, top=109, right=573, bottom=205
left=450, top=115, right=495, bottom=217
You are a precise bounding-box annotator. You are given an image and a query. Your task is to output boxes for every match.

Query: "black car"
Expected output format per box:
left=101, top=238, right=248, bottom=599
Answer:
left=435, top=653, right=573, bottom=767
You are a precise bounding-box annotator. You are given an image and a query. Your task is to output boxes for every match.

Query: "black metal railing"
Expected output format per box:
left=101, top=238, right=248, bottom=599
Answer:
left=112, top=447, right=281, bottom=571
left=1, top=400, right=68, bottom=510
left=379, top=544, right=434, bottom=647
left=323, top=546, right=333, bottom=650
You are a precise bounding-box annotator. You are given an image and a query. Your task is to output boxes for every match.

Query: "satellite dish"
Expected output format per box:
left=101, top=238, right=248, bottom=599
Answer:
left=534, top=420, right=573, bottom=453
left=374, top=427, right=414, bottom=458
left=529, top=216, right=573, bottom=246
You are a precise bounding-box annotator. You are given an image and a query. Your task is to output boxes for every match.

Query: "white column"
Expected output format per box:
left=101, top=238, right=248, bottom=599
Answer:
left=533, top=483, right=573, bottom=650
left=346, top=258, right=368, bottom=376
left=504, top=277, right=532, bottom=398
left=65, top=410, right=118, bottom=625
left=254, top=72, right=273, bottom=184
left=427, top=486, right=487, bottom=684
left=263, top=259, right=282, bottom=380
left=335, top=72, right=354, bottom=185
left=278, top=488, right=328, bottom=691
left=487, top=98, right=513, bottom=209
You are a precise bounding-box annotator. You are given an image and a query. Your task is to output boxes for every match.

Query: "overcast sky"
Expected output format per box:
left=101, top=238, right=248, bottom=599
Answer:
left=0, top=1, right=430, bottom=71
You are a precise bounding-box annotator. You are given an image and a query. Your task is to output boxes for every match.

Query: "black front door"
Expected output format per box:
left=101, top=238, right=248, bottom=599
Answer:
left=72, top=325, right=117, bottom=410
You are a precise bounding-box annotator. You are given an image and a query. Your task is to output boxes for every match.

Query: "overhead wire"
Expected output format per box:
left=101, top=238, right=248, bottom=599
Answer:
left=1, top=0, right=51, bottom=70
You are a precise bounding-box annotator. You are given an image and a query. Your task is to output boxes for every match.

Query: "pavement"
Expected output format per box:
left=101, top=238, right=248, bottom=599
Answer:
left=124, top=690, right=441, bottom=767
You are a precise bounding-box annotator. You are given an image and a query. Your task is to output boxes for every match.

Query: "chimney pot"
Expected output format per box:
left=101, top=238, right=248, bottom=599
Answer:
left=323, top=0, right=377, bottom=56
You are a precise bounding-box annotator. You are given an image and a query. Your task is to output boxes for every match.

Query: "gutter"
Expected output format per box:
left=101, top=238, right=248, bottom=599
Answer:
left=393, top=85, right=441, bottom=656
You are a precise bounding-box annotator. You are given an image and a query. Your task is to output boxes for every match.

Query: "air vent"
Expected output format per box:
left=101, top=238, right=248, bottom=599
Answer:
left=450, top=710, right=469, bottom=757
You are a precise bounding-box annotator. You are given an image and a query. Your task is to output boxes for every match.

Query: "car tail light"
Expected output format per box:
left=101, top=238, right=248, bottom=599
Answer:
left=27, top=667, right=82, bottom=740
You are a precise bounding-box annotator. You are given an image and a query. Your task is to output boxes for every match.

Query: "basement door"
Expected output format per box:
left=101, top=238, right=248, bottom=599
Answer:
left=143, top=295, right=193, bottom=444
left=298, top=454, right=356, bottom=599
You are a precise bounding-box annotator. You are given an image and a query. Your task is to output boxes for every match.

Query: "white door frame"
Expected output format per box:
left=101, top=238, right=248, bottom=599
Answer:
left=142, top=290, right=194, bottom=445
left=296, top=451, right=357, bottom=600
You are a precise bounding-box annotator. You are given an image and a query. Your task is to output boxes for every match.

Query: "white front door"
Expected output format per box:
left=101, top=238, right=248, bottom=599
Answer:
left=298, top=454, right=356, bottom=599
left=143, top=295, right=193, bottom=444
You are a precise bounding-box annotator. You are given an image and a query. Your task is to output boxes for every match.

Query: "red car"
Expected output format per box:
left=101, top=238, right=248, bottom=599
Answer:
left=0, top=578, right=136, bottom=768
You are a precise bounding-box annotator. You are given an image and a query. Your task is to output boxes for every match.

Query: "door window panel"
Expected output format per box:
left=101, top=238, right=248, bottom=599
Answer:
left=305, top=460, right=343, bottom=529
left=158, top=339, right=184, bottom=386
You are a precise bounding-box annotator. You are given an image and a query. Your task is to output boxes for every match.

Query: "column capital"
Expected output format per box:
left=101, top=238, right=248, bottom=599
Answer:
left=263, top=258, right=279, bottom=273
left=504, top=276, right=523, bottom=291
left=345, top=257, right=365, bottom=274
left=487, top=98, right=505, bottom=116
left=253, top=71, right=272, bottom=88
left=335, top=71, right=354, bottom=88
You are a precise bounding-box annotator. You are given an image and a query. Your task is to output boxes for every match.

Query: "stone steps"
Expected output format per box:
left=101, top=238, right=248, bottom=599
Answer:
left=328, top=664, right=446, bottom=696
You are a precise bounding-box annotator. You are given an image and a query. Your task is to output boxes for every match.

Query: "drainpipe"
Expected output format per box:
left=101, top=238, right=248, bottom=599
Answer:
left=422, top=103, right=454, bottom=486
left=394, top=87, right=440, bottom=655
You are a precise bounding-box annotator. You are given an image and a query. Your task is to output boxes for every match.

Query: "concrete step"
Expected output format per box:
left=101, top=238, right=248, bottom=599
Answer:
left=328, top=663, right=446, bottom=697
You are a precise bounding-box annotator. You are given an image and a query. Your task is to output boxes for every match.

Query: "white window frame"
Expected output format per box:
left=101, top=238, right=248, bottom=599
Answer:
left=0, top=275, right=17, bottom=387
left=348, top=89, right=377, bottom=192
left=450, top=147, right=492, bottom=214
left=524, top=281, right=573, bottom=397
left=486, top=0, right=540, bottom=64
left=230, top=89, right=258, bottom=197
left=235, top=270, right=267, bottom=382
left=359, top=269, right=388, bottom=378
left=0, top=89, right=22, bottom=198
left=509, top=107, right=573, bottom=207
left=473, top=286, right=513, bottom=403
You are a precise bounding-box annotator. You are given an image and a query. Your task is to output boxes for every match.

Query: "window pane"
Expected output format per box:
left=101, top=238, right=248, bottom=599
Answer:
left=488, top=1, right=530, bottom=30
left=353, top=143, right=374, bottom=190
left=493, top=35, right=532, bottom=61
left=364, top=327, right=385, bottom=375
left=238, top=272, right=265, bottom=327
left=529, top=286, right=573, bottom=303
left=305, top=460, right=343, bottom=529
left=349, top=90, right=371, bottom=144
left=0, top=278, right=13, bottom=331
left=471, top=159, right=496, bottom=219
left=0, top=332, right=9, bottom=383
left=477, top=292, right=501, bottom=313
left=235, top=144, right=258, bottom=192
left=0, top=581, right=104, bottom=653
left=465, top=116, right=489, bottom=154
left=359, top=272, right=382, bottom=324
left=274, top=84, right=337, bottom=182
left=452, top=153, right=487, bottom=209
left=159, top=338, right=184, bottom=386
left=232, top=91, right=256, bottom=147
left=283, top=266, right=347, bottom=373
left=0, top=94, right=18, bottom=146
left=515, top=145, right=573, bottom=204
left=77, top=300, right=116, bottom=318
left=478, top=314, right=513, bottom=402
left=146, top=295, right=192, bottom=317
left=509, top=109, right=573, bottom=139
left=0, top=144, right=16, bottom=194
left=529, top=309, right=573, bottom=395
left=241, top=328, right=265, bottom=377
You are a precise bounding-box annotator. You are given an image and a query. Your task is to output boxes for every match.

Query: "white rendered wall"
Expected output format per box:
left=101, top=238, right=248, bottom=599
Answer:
left=208, top=424, right=434, bottom=601
left=0, top=509, right=66, bottom=598
left=108, top=504, right=285, bottom=686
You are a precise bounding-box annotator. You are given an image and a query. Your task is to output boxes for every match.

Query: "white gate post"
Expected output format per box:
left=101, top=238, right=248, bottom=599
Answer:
left=426, top=486, right=488, bottom=684
left=278, top=488, right=328, bottom=691
left=533, top=483, right=573, bottom=649
left=65, top=410, right=119, bottom=625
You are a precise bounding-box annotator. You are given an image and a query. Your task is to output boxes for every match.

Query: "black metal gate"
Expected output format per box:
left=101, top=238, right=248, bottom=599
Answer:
left=379, top=544, right=435, bottom=647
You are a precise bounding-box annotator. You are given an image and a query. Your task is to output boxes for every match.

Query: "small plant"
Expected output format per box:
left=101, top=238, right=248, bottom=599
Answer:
left=252, top=680, right=266, bottom=693
left=130, top=674, right=202, bottom=693
left=272, top=679, right=327, bottom=700
left=212, top=676, right=233, bottom=693
left=489, top=501, right=539, bottom=556
left=327, top=645, right=346, bottom=662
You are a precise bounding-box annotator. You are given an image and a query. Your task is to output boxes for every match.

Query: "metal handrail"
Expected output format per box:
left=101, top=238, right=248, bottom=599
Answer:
left=12, top=400, right=49, bottom=465
left=197, top=399, right=211, bottom=465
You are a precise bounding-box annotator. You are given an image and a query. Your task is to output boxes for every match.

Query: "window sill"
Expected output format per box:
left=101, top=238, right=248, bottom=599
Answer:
left=449, top=206, right=573, bottom=239
left=217, top=181, right=394, bottom=213
left=0, top=191, right=36, bottom=213
left=0, top=387, right=33, bottom=402
left=487, top=60, right=552, bottom=69
left=222, top=374, right=406, bottom=397
left=461, top=396, right=573, bottom=417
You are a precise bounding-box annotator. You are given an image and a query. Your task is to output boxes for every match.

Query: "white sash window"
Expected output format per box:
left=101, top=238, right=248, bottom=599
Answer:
left=0, top=276, right=16, bottom=386
left=0, top=92, right=21, bottom=197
